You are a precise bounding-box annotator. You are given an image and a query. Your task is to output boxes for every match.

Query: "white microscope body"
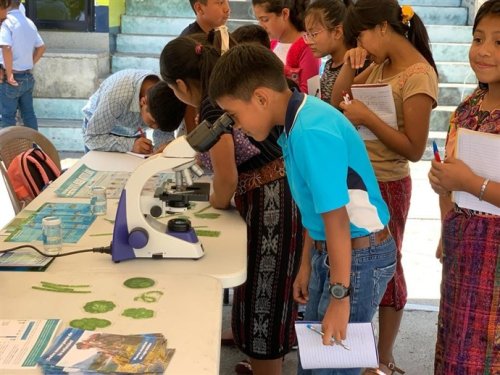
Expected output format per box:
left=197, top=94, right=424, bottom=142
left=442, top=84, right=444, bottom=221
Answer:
left=110, top=113, right=234, bottom=262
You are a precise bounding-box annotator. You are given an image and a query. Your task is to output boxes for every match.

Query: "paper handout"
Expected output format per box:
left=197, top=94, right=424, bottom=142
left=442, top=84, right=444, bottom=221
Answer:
left=295, top=322, right=378, bottom=369
left=350, top=83, right=398, bottom=141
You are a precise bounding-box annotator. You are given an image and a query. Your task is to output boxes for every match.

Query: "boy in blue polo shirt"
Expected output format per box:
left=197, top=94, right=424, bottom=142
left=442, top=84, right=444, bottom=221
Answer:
left=0, top=0, right=45, bottom=130
left=209, top=44, right=397, bottom=375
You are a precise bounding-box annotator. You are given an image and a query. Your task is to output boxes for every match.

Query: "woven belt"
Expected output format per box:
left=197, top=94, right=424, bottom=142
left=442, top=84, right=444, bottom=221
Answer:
left=313, top=227, right=391, bottom=252
left=235, top=157, right=285, bottom=196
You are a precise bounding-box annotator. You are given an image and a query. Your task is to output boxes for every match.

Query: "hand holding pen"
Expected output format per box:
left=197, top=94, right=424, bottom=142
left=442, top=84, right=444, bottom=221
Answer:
left=307, top=324, right=350, bottom=350
left=133, top=127, right=153, bottom=154
left=432, top=140, right=441, bottom=162
left=342, top=91, right=352, bottom=105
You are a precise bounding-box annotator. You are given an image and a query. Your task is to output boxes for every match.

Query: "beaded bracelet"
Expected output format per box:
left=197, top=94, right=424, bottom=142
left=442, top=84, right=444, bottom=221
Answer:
left=478, top=178, right=490, bottom=201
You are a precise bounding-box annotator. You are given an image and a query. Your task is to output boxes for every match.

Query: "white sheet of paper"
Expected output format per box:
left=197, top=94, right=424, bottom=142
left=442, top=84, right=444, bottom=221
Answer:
left=350, top=84, right=398, bottom=141
left=307, top=75, right=321, bottom=98
left=126, top=151, right=151, bottom=159
left=0, top=319, right=61, bottom=369
left=453, top=128, right=500, bottom=215
left=295, top=322, right=378, bottom=369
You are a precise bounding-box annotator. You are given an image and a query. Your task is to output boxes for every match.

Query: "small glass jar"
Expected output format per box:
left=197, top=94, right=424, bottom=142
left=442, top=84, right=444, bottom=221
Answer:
left=91, top=186, right=107, bottom=216
left=42, top=216, right=62, bottom=255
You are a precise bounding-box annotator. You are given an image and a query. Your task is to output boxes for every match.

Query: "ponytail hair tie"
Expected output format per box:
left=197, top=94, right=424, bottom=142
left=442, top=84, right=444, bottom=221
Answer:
left=195, top=44, right=203, bottom=55
left=401, top=5, right=414, bottom=26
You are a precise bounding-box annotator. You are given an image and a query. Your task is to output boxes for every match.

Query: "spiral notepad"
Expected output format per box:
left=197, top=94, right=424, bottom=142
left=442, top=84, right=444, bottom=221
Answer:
left=295, top=322, right=378, bottom=369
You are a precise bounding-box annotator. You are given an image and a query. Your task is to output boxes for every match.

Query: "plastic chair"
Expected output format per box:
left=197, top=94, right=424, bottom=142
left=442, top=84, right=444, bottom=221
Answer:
left=0, top=126, right=61, bottom=213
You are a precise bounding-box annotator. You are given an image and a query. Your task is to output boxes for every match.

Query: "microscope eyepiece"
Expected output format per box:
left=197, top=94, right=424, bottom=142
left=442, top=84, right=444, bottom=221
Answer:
left=186, top=113, right=235, bottom=152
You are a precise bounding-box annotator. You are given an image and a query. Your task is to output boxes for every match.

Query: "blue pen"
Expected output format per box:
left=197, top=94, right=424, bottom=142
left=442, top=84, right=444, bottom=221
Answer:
left=306, top=324, right=350, bottom=350
left=432, top=140, right=441, bottom=162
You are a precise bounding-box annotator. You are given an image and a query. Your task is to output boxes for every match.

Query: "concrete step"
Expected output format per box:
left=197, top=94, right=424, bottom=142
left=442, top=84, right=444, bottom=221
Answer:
left=121, top=15, right=192, bottom=36
left=124, top=0, right=467, bottom=25
left=34, top=98, right=87, bottom=121
left=438, top=83, right=476, bottom=106
left=437, top=62, right=476, bottom=84
left=431, top=42, right=470, bottom=63
left=121, top=15, right=253, bottom=36
left=112, top=53, right=159, bottom=73
left=125, top=0, right=193, bottom=17
left=408, top=6, right=468, bottom=26
left=116, top=34, right=174, bottom=54
left=38, top=119, right=85, bottom=153
left=430, top=106, right=455, bottom=132
left=427, top=25, right=472, bottom=43
left=34, top=49, right=109, bottom=99
left=423, top=131, right=447, bottom=161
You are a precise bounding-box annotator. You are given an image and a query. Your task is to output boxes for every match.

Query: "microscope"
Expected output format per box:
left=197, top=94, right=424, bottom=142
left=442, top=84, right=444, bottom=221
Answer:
left=110, top=113, right=234, bottom=262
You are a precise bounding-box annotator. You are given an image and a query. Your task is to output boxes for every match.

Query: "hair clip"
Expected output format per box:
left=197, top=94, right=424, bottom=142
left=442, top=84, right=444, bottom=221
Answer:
left=401, top=5, right=414, bottom=26
left=195, top=44, right=203, bottom=55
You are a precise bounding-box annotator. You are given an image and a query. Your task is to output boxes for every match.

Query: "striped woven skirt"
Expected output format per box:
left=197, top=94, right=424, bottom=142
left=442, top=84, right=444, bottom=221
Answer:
left=434, top=211, right=500, bottom=374
left=378, top=176, right=411, bottom=310
left=232, top=158, right=304, bottom=359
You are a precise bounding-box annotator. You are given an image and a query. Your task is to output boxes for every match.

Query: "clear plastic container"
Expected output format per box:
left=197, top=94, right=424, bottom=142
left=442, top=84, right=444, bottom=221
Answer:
left=91, top=186, right=107, bottom=216
left=42, top=216, right=62, bottom=255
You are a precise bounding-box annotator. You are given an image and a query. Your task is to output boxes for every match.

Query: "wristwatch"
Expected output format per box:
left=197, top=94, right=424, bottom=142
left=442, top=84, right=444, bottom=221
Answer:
left=329, top=283, right=351, bottom=299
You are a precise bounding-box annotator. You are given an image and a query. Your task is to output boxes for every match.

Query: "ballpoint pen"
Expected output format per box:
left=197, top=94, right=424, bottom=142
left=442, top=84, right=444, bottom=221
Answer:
left=342, top=91, right=352, bottom=105
left=306, top=324, right=351, bottom=350
left=137, top=127, right=146, bottom=138
left=432, top=140, right=441, bottom=162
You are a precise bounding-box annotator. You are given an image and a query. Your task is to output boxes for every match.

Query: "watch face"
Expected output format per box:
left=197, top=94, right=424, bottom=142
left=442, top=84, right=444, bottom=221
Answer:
left=329, top=284, right=349, bottom=299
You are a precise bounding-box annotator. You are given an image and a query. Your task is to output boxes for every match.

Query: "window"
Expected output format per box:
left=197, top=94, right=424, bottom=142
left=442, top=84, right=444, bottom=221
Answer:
left=25, top=0, right=94, bottom=31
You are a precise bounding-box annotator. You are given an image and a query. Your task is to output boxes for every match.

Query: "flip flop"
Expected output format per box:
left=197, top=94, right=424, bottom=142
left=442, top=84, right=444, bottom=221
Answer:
left=235, top=359, right=253, bottom=374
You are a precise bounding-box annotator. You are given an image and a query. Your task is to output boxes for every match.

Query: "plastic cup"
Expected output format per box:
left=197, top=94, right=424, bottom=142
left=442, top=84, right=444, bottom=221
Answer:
left=42, top=216, right=62, bottom=255
left=91, top=186, right=107, bottom=216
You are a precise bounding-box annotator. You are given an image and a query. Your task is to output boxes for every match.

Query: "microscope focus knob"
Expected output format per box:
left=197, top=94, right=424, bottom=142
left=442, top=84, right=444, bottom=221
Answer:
left=150, top=205, right=162, bottom=217
left=128, top=227, right=149, bottom=249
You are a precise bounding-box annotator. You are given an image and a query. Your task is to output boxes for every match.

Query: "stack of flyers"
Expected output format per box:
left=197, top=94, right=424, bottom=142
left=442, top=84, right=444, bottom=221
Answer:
left=37, top=328, right=175, bottom=374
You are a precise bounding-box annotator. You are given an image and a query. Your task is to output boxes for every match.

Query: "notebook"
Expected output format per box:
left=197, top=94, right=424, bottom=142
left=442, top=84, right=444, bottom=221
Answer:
left=350, top=83, right=397, bottom=141
left=295, top=322, right=378, bottom=369
left=453, top=128, right=500, bottom=215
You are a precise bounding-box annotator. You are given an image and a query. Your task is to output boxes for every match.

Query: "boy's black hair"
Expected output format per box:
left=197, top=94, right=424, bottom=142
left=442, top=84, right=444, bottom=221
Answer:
left=231, top=24, right=271, bottom=49
left=343, top=0, right=437, bottom=74
left=189, top=0, right=207, bottom=13
left=209, top=44, right=288, bottom=102
left=147, top=81, right=187, bottom=132
left=0, top=0, right=12, bottom=8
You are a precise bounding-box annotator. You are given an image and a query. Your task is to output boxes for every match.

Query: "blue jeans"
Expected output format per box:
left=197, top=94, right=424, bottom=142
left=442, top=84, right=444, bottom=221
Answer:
left=298, top=234, right=397, bottom=375
left=0, top=73, right=38, bottom=131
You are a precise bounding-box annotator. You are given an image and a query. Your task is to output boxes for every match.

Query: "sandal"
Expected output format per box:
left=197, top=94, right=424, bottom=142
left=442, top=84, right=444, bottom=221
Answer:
left=234, top=359, right=253, bottom=374
left=364, top=362, right=405, bottom=375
